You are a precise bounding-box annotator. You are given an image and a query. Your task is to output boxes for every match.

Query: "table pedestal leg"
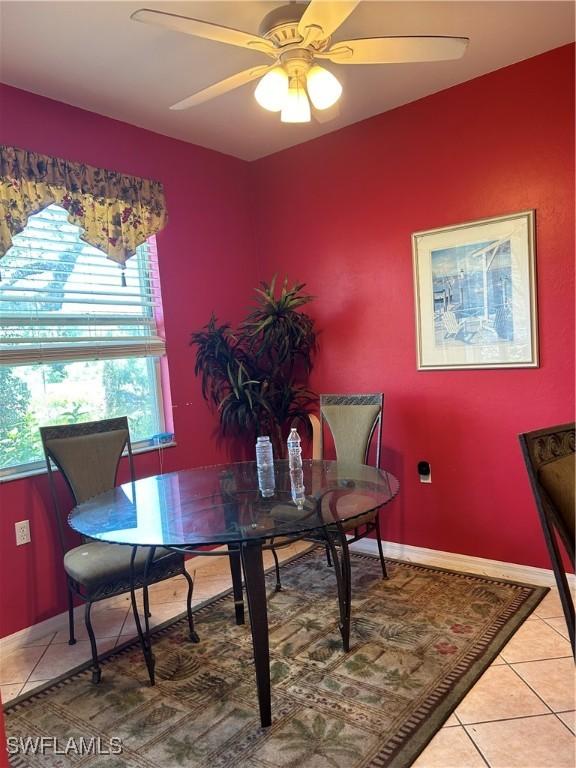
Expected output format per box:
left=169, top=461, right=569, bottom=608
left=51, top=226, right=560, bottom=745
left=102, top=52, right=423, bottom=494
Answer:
left=324, top=529, right=352, bottom=652
left=228, top=543, right=245, bottom=625
left=240, top=541, right=271, bottom=728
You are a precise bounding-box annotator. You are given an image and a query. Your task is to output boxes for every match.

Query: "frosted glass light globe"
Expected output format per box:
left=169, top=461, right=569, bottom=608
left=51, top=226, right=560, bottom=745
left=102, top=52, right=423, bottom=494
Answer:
left=306, top=65, right=342, bottom=110
left=280, top=81, right=311, bottom=123
left=254, top=67, right=289, bottom=112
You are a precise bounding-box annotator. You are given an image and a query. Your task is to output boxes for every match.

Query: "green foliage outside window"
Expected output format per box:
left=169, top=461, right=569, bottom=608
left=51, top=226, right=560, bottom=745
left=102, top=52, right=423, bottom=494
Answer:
left=0, top=367, right=39, bottom=467
left=103, top=358, right=158, bottom=439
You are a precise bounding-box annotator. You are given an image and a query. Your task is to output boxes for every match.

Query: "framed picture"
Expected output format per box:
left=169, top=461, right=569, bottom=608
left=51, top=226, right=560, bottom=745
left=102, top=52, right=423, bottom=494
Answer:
left=412, top=210, right=538, bottom=370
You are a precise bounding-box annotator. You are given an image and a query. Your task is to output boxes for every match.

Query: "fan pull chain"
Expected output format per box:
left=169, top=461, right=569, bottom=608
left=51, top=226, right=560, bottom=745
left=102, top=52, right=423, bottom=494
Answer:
left=121, top=269, right=127, bottom=287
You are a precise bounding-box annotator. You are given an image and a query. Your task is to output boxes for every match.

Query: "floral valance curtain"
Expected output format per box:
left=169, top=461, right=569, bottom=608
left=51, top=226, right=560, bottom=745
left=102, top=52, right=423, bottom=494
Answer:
left=0, top=145, right=167, bottom=265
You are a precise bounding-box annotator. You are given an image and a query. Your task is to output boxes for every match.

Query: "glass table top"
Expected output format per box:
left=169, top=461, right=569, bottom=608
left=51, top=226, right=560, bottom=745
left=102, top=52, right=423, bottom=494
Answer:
left=68, top=460, right=399, bottom=548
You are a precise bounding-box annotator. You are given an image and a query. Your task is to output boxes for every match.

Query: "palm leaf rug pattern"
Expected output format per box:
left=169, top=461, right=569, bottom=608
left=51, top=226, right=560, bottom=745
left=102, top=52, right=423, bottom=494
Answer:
left=5, top=549, right=547, bottom=768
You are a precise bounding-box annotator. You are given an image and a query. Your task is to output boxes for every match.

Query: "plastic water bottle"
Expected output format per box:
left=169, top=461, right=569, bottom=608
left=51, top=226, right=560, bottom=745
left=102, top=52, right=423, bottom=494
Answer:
left=287, top=428, right=305, bottom=508
left=255, top=436, right=275, bottom=497
left=287, top=427, right=302, bottom=468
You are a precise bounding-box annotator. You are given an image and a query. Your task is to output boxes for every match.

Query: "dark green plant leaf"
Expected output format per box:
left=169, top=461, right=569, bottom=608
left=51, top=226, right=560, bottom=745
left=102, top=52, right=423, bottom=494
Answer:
left=189, top=278, right=318, bottom=453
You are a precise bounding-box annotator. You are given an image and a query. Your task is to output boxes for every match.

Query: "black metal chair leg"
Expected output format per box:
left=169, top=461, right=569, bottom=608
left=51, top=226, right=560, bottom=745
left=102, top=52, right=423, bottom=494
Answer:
left=183, top=568, right=200, bottom=642
left=141, top=549, right=156, bottom=677
left=143, top=584, right=152, bottom=618
left=544, top=521, right=576, bottom=657
left=375, top=512, right=388, bottom=579
left=557, top=568, right=576, bottom=657
left=323, top=531, right=351, bottom=652
left=142, top=575, right=152, bottom=638
left=325, top=542, right=333, bottom=567
left=67, top=584, right=76, bottom=646
left=130, top=584, right=154, bottom=685
left=130, top=547, right=155, bottom=686
left=271, top=543, right=282, bottom=592
left=85, top=601, right=101, bottom=684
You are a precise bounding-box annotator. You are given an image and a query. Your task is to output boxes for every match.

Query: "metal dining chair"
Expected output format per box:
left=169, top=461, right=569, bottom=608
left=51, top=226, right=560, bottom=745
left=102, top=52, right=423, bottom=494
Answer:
left=41, top=416, right=197, bottom=684
left=270, top=393, right=387, bottom=590
left=519, top=423, right=575, bottom=656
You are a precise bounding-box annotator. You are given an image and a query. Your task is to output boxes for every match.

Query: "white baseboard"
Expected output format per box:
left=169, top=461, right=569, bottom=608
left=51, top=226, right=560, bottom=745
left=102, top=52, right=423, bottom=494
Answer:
left=2, top=542, right=573, bottom=656
left=351, top=538, right=576, bottom=590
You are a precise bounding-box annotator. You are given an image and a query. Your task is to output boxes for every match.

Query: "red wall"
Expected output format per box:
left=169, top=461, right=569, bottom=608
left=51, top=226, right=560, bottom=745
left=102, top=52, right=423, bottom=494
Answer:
left=0, top=85, right=258, bottom=637
left=0, top=45, right=574, bottom=639
left=250, top=45, right=575, bottom=569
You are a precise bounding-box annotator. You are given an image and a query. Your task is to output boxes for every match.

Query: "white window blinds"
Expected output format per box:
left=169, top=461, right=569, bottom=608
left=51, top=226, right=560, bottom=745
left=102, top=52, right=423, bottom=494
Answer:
left=0, top=204, right=166, bottom=365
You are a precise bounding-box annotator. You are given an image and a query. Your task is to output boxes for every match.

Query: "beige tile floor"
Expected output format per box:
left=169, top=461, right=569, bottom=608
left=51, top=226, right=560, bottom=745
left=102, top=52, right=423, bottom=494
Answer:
left=1, top=548, right=574, bottom=767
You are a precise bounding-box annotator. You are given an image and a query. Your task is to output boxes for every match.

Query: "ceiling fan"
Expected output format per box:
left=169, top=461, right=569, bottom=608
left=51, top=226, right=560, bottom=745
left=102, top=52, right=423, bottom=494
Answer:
left=131, top=2, right=469, bottom=123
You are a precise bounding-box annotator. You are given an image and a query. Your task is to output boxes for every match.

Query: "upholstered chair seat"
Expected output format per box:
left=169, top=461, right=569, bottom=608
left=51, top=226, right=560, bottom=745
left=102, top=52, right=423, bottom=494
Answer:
left=63, top=543, right=182, bottom=594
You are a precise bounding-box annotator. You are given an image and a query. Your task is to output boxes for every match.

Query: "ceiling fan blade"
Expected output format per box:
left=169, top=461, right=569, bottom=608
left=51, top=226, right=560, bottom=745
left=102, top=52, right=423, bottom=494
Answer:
left=298, top=1, right=360, bottom=44
left=170, top=65, right=273, bottom=110
left=320, top=36, right=469, bottom=64
left=131, top=9, right=276, bottom=55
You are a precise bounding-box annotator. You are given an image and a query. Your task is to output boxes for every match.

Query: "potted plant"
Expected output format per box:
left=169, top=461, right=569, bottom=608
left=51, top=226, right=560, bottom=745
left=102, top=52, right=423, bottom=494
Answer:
left=190, top=277, right=317, bottom=458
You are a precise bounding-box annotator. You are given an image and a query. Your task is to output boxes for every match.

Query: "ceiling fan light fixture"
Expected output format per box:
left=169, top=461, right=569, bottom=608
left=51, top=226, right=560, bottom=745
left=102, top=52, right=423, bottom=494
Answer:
left=131, top=3, right=470, bottom=126
left=306, top=65, right=342, bottom=110
left=254, top=67, right=289, bottom=112
left=280, top=79, right=311, bottom=123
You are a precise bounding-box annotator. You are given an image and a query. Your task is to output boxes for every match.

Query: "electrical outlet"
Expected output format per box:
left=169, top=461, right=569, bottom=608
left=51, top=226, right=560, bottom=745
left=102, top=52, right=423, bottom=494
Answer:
left=418, top=461, right=432, bottom=484
left=15, top=520, right=31, bottom=546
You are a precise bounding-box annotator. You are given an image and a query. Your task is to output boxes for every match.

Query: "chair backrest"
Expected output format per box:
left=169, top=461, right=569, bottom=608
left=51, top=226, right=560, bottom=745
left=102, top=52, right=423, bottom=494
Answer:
left=40, top=417, right=134, bottom=551
left=319, top=393, right=383, bottom=467
left=519, top=423, right=575, bottom=561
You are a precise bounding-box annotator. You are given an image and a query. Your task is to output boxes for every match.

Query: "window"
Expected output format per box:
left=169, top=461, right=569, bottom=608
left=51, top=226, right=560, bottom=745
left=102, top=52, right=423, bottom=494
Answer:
left=0, top=204, right=167, bottom=476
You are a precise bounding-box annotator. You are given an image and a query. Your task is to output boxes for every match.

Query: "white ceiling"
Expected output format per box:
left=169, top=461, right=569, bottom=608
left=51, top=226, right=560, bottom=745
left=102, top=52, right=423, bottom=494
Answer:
left=0, top=1, right=574, bottom=160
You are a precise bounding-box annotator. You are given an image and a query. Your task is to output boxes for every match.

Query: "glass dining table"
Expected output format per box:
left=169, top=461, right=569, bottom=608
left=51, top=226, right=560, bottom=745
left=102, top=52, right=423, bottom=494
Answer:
left=68, top=459, right=399, bottom=727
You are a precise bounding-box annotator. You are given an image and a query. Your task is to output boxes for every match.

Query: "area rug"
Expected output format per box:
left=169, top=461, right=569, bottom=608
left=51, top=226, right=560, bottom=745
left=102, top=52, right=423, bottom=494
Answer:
left=5, top=548, right=547, bottom=768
